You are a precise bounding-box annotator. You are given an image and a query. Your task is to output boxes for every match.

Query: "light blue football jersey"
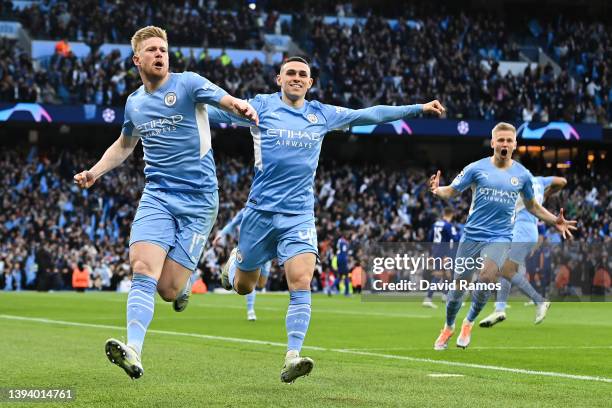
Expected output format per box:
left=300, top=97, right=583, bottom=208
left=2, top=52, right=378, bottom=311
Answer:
left=208, top=92, right=422, bottom=214
left=121, top=72, right=228, bottom=192
left=450, top=157, right=535, bottom=241
left=512, top=176, right=554, bottom=242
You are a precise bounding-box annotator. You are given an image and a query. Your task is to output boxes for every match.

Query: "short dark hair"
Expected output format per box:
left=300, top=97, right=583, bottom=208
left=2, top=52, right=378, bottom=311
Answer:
left=280, top=56, right=310, bottom=71
left=443, top=207, right=454, bottom=217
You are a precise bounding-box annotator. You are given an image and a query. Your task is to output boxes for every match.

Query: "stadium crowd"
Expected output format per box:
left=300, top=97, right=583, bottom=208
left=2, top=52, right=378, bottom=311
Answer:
left=1, top=146, right=610, bottom=294
left=9, top=0, right=269, bottom=48
left=0, top=2, right=610, bottom=124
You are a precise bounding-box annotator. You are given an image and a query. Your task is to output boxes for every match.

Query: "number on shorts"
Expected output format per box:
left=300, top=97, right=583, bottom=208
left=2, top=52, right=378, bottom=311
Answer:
left=298, top=228, right=317, bottom=247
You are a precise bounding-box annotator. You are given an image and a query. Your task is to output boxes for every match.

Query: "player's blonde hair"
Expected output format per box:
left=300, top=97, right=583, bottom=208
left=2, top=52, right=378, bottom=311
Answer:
left=131, top=26, right=168, bottom=54
left=491, top=122, right=516, bottom=138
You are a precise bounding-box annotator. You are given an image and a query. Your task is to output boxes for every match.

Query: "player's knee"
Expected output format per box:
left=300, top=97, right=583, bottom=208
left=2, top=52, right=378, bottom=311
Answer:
left=235, top=280, right=255, bottom=295
left=501, top=260, right=518, bottom=279
left=131, top=259, right=155, bottom=277
left=288, top=275, right=312, bottom=291
left=479, top=268, right=497, bottom=284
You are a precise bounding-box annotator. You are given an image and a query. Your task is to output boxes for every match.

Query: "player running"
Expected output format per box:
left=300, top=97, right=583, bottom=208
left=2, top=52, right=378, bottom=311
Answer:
left=73, top=26, right=258, bottom=379
left=207, top=56, right=445, bottom=382
left=479, top=175, right=567, bottom=327
left=213, top=208, right=272, bottom=321
left=429, top=122, right=576, bottom=350
left=423, top=207, right=458, bottom=308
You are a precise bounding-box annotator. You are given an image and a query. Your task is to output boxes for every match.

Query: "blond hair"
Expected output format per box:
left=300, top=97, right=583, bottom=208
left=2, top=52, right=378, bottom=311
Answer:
left=491, top=122, right=516, bottom=138
left=131, top=26, right=168, bottom=54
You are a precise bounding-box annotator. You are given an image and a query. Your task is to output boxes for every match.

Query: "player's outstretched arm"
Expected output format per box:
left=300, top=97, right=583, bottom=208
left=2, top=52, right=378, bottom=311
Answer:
left=524, top=199, right=577, bottom=239
left=544, top=176, right=567, bottom=200
left=73, top=133, right=138, bottom=188
left=218, top=95, right=259, bottom=126
left=342, top=99, right=445, bottom=127
left=429, top=170, right=460, bottom=200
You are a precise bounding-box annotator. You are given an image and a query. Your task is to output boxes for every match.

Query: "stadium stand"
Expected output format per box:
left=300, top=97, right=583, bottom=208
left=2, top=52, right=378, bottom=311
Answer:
left=0, top=1, right=610, bottom=124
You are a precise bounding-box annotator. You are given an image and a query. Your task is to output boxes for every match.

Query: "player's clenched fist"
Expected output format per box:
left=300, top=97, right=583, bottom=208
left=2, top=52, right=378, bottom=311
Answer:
left=423, top=100, right=446, bottom=117
left=231, top=98, right=259, bottom=125
left=73, top=170, right=96, bottom=189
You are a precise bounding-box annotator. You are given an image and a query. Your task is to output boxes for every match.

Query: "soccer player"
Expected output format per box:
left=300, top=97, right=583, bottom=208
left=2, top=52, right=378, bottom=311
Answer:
left=207, top=56, right=445, bottom=382
left=429, top=122, right=576, bottom=350
left=335, top=232, right=350, bottom=296
left=213, top=208, right=272, bottom=321
left=479, top=175, right=567, bottom=327
left=423, top=207, right=458, bottom=308
left=73, top=26, right=258, bottom=379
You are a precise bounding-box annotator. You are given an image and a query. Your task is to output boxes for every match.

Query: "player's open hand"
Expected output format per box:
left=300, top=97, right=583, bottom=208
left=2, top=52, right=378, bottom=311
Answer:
left=423, top=100, right=446, bottom=117
left=554, top=208, right=578, bottom=239
left=73, top=170, right=96, bottom=189
left=232, top=98, right=259, bottom=126
left=429, top=170, right=441, bottom=195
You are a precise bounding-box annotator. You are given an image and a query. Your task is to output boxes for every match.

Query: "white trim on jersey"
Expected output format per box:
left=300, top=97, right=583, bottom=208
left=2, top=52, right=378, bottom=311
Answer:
left=130, top=126, right=141, bottom=138
left=468, top=184, right=476, bottom=215
left=195, top=103, right=212, bottom=158
left=251, top=126, right=263, bottom=171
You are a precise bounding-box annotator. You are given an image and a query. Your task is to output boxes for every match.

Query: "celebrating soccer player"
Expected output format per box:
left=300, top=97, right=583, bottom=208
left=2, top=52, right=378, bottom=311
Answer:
left=73, top=26, right=258, bottom=379
left=206, top=56, right=445, bottom=382
left=429, top=122, right=577, bottom=350
left=479, top=175, right=567, bottom=327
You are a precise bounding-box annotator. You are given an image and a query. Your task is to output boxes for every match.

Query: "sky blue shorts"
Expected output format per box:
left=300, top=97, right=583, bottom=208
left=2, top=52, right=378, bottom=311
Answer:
left=507, top=242, right=538, bottom=265
left=236, top=207, right=318, bottom=271
left=453, top=238, right=511, bottom=279
left=129, top=188, right=218, bottom=271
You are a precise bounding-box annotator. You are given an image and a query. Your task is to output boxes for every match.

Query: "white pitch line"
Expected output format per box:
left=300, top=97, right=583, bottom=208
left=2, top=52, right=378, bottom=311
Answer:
left=341, top=345, right=612, bottom=351
left=2, top=314, right=612, bottom=384
left=428, top=374, right=465, bottom=378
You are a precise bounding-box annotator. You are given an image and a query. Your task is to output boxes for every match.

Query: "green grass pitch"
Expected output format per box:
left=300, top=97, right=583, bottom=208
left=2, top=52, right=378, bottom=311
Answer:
left=1, top=292, right=610, bottom=407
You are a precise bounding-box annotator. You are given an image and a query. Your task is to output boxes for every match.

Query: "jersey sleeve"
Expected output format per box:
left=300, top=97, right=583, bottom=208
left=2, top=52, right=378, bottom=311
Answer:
left=183, top=72, right=228, bottom=105
left=450, top=163, right=476, bottom=192
left=521, top=171, right=535, bottom=201
left=121, top=99, right=140, bottom=138
left=321, top=104, right=422, bottom=132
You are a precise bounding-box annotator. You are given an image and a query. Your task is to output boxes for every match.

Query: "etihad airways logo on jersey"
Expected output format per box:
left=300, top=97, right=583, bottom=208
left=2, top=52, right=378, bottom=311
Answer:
left=477, top=187, right=519, bottom=204
left=137, top=115, right=184, bottom=137
left=267, top=128, right=321, bottom=149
